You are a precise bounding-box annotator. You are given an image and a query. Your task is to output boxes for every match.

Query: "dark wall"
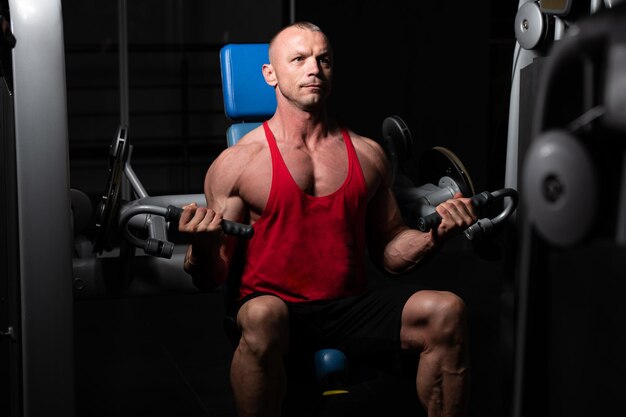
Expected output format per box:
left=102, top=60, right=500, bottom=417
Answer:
left=298, top=1, right=517, bottom=192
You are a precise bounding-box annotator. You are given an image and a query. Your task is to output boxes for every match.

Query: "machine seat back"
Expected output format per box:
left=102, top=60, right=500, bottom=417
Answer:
left=220, top=43, right=276, bottom=147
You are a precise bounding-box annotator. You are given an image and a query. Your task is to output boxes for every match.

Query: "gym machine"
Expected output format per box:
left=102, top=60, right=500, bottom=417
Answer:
left=1, top=1, right=74, bottom=416
left=380, top=115, right=518, bottom=244
left=509, top=1, right=626, bottom=416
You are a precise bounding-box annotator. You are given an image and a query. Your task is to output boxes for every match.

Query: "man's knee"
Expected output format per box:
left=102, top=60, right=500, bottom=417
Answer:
left=237, top=295, right=290, bottom=356
left=431, top=291, right=467, bottom=341
left=401, top=290, right=467, bottom=349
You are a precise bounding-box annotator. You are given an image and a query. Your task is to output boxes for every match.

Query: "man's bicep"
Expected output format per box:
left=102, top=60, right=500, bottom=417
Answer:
left=203, top=151, right=246, bottom=221
left=203, top=155, right=247, bottom=268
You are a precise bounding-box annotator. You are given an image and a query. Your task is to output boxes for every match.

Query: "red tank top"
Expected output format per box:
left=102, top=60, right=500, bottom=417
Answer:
left=238, top=122, right=368, bottom=303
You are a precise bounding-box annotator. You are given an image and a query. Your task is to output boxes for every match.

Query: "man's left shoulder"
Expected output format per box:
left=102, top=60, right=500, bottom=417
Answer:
left=345, top=129, right=385, bottom=161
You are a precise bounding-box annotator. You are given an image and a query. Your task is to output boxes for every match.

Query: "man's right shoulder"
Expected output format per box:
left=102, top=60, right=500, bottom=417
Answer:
left=204, top=125, right=271, bottom=206
left=218, top=127, right=267, bottom=164
left=208, top=126, right=268, bottom=180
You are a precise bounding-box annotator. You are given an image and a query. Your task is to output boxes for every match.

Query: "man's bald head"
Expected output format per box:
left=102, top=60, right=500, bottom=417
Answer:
left=268, top=21, right=331, bottom=64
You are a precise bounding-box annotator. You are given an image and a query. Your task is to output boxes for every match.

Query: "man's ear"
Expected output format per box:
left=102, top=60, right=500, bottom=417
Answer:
left=262, top=64, right=277, bottom=87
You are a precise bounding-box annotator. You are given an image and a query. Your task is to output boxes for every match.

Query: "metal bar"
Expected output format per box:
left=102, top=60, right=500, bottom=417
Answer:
left=616, top=151, right=626, bottom=245
left=9, top=1, right=75, bottom=415
left=290, top=0, right=296, bottom=23
left=118, top=0, right=129, bottom=127
left=65, top=43, right=224, bottom=54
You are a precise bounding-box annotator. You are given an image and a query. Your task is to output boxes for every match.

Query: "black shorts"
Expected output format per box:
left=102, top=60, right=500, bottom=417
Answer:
left=238, top=282, right=426, bottom=372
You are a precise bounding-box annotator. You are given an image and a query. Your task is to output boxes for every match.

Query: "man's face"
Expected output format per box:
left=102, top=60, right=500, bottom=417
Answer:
left=265, top=27, right=333, bottom=112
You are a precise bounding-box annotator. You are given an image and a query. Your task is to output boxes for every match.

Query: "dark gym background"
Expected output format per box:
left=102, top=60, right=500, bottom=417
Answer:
left=63, top=1, right=518, bottom=416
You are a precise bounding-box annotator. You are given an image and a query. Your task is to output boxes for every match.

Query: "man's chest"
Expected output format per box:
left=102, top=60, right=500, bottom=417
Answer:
left=239, top=143, right=374, bottom=218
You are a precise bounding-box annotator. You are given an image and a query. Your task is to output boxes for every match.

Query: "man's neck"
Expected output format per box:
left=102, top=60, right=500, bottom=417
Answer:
left=268, top=103, right=333, bottom=147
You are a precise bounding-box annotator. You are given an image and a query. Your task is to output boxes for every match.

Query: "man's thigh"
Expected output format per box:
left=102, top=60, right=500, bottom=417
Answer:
left=288, top=283, right=425, bottom=364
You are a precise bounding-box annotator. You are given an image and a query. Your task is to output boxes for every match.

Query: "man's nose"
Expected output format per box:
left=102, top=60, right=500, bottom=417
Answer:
left=305, top=57, right=321, bottom=75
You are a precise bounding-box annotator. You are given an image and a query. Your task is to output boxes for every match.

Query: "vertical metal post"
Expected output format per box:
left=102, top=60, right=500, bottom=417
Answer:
left=616, top=152, right=626, bottom=245
left=289, top=0, right=296, bottom=23
left=118, top=0, right=134, bottom=201
left=119, top=0, right=129, bottom=127
left=8, top=0, right=75, bottom=416
left=511, top=221, right=534, bottom=417
left=505, top=0, right=542, bottom=193
left=1, top=74, right=21, bottom=417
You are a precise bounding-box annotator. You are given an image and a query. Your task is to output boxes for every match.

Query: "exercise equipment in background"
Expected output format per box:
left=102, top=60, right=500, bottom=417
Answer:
left=380, top=115, right=519, bottom=242
left=72, top=126, right=208, bottom=298
left=521, top=4, right=626, bottom=247
left=514, top=4, right=626, bottom=417
left=92, top=125, right=252, bottom=260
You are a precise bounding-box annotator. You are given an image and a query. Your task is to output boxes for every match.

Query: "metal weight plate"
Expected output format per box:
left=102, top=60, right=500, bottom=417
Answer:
left=418, top=146, right=476, bottom=198
left=93, top=126, right=129, bottom=253
left=522, top=129, right=597, bottom=247
left=381, top=116, right=413, bottom=181
left=381, top=116, right=413, bottom=160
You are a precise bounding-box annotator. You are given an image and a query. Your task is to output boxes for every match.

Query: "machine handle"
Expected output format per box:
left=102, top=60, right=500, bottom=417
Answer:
left=417, top=188, right=518, bottom=241
left=119, top=204, right=254, bottom=259
left=417, top=191, right=492, bottom=232
left=417, top=211, right=444, bottom=233
left=165, top=205, right=254, bottom=239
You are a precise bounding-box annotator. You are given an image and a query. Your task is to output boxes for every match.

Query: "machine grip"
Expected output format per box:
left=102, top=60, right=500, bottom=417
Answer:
left=416, top=191, right=493, bottom=233
left=221, top=220, right=254, bottom=238
left=417, top=212, right=442, bottom=232
left=166, top=205, right=254, bottom=239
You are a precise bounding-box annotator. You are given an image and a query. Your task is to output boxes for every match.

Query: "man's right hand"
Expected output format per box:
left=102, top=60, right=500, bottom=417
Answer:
left=179, top=203, right=227, bottom=288
left=178, top=202, right=225, bottom=241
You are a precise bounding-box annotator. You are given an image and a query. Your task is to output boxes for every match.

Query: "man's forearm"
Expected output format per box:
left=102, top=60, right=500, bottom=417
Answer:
left=184, top=243, right=227, bottom=290
left=383, top=228, right=438, bottom=274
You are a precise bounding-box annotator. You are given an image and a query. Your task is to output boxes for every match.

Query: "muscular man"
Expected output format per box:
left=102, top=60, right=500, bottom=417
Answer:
left=180, top=21, right=475, bottom=417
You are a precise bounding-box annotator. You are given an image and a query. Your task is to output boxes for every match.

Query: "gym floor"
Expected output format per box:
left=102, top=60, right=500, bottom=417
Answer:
left=74, top=235, right=515, bottom=417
